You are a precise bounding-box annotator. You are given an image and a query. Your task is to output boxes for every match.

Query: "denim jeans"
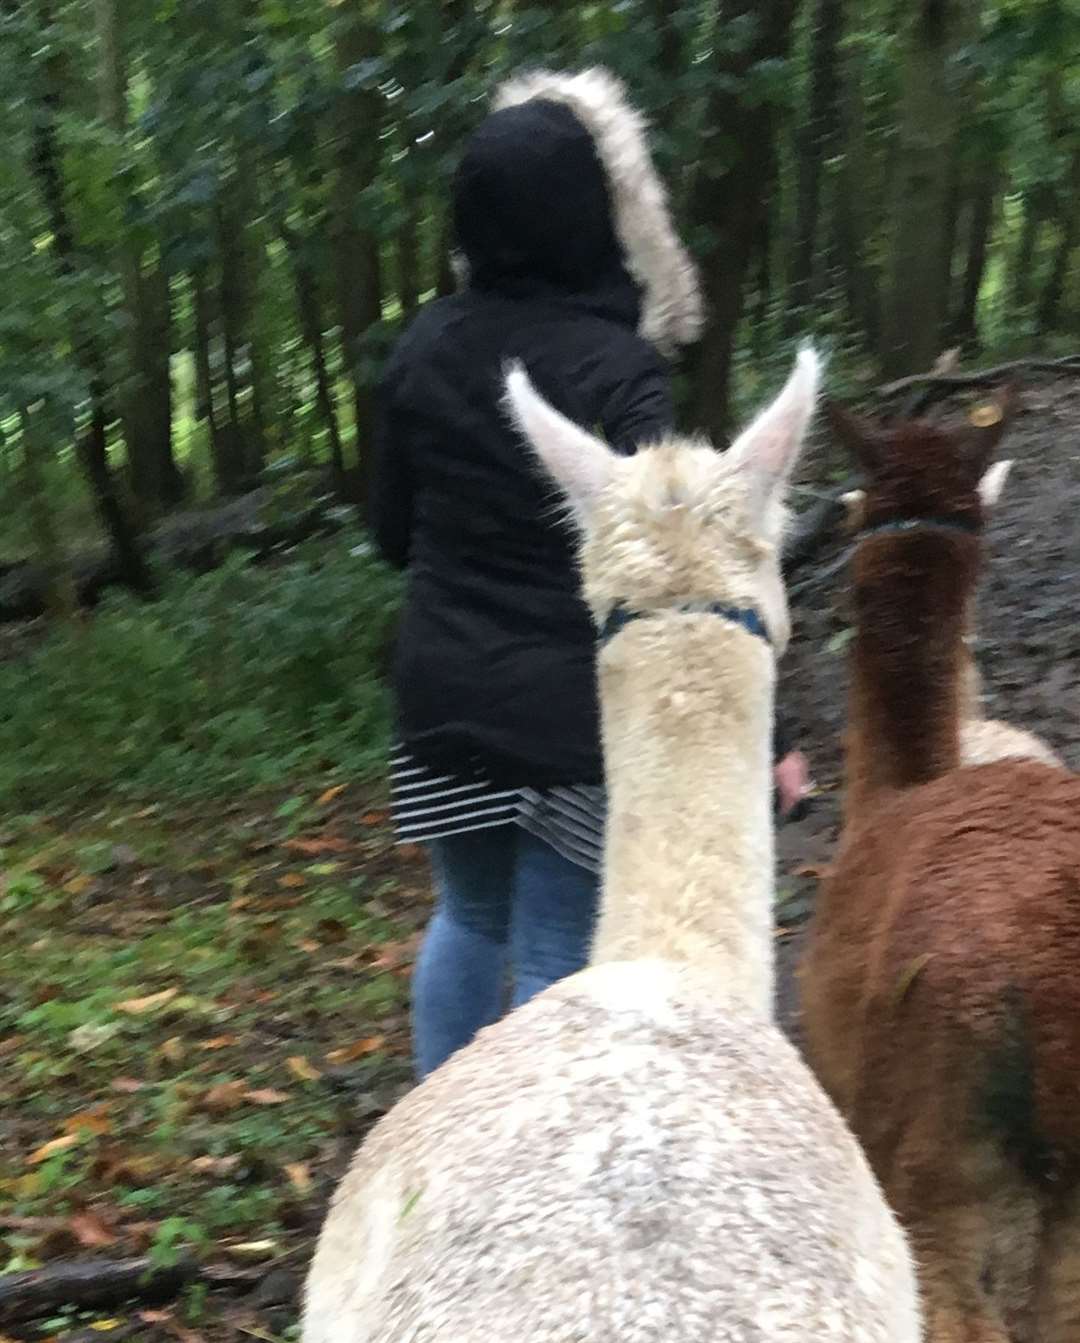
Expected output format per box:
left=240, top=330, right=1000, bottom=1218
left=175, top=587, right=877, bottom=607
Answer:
left=411, top=825, right=599, bottom=1079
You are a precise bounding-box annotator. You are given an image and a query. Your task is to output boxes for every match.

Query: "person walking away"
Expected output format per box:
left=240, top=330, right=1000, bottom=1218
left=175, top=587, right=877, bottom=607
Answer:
left=369, top=69, right=806, bottom=1079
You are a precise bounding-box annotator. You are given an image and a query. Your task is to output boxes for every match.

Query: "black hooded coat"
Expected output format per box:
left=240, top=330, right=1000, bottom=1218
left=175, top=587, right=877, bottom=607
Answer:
left=370, top=98, right=674, bottom=787
left=370, top=94, right=790, bottom=786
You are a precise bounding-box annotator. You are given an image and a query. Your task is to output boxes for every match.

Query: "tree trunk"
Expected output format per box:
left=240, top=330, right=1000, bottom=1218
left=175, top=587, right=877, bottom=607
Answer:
left=832, top=35, right=880, bottom=344
left=281, top=221, right=347, bottom=490
left=397, top=187, right=422, bottom=321
left=1036, top=147, right=1080, bottom=335
left=95, top=0, right=179, bottom=515
left=28, top=6, right=152, bottom=596
left=192, top=265, right=237, bottom=496
left=216, top=196, right=262, bottom=492
left=14, top=411, right=76, bottom=620
left=880, top=0, right=969, bottom=378
left=949, top=165, right=998, bottom=348
left=332, top=5, right=385, bottom=508
left=785, top=0, right=844, bottom=333
left=689, top=0, right=797, bottom=442
left=1010, top=193, right=1043, bottom=315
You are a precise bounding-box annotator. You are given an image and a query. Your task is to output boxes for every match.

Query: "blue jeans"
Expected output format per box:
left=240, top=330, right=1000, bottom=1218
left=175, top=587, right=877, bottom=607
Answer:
left=411, top=825, right=599, bottom=1079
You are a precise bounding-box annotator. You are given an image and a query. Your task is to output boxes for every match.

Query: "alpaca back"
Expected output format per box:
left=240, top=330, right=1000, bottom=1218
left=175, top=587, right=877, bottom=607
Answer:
left=803, top=759, right=1080, bottom=1156
left=305, top=961, right=918, bottom=1343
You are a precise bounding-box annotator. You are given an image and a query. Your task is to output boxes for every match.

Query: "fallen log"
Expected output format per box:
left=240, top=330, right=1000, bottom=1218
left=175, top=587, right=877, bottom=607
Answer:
left=874, top=354, right=1080, bottom=417
left=0, top=487, right=356, bottom=625
left=0, top=1256, right=261, bottom=1325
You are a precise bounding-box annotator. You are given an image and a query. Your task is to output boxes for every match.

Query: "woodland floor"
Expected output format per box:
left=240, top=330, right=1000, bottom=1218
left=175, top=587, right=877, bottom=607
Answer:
left=1, top=378, right=1078, bottom=1342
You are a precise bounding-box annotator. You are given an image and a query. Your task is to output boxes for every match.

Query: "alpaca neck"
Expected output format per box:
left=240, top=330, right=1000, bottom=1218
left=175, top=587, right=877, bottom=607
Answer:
left=592, top=615, right=775, bottom=1017
left=846, top=532, right=978, bottom=820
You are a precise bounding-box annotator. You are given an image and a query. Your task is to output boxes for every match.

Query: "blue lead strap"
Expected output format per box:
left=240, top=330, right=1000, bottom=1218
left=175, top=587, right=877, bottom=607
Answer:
left=598, top=602, right=771, bottom=648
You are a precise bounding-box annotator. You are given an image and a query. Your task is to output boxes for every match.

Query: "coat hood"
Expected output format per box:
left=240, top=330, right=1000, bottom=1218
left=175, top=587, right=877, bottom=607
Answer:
left=453, top=67, right=703, bottom=357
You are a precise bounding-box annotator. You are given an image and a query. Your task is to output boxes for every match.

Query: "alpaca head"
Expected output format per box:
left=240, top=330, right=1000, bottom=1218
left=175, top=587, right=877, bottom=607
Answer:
left=827, top=389, right=1016, bottom=534
left=840, top=457, right=1013, bottom=537
left=504, top=349, right=821, bottom=654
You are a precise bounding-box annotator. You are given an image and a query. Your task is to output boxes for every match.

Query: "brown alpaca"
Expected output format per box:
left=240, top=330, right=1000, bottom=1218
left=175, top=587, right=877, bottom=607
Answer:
left=800, top=395, right=1080, bottom=1343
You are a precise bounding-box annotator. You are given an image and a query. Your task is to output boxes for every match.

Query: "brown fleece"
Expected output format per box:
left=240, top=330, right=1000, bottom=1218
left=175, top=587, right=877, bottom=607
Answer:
left=802, top=398, right=1080, bottom=1342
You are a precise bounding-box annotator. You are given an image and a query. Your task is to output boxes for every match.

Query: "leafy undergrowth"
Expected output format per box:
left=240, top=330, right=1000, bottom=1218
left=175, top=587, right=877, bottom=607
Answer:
left=0, top=538, right=402, bottom=810
left=0, top=784, right=431, bottom=1343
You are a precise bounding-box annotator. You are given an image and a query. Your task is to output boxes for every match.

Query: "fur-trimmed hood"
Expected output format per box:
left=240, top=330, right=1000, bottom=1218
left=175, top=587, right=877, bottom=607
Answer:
left=453, top=67, right=702, bottom=358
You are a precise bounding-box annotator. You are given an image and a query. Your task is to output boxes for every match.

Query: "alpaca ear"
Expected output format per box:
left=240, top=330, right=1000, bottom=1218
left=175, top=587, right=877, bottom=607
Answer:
left=840, top=487, right=867, bottom=532
left=726, top=346, right=821, bottom=515
left=978, top=458, right=1012, bottom=509
left=503, top=362, right=615, bottom=517
left=825, top=399, right=884, bottom=477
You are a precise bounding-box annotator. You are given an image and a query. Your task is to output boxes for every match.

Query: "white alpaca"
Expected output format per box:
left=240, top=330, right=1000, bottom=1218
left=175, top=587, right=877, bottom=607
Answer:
left=842, top=461, right=1063, bottom=770
left=302, top=351, right=920, bottom=1343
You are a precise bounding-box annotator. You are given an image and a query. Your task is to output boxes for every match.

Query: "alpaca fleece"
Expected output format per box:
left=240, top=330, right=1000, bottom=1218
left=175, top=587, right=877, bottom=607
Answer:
left=306, top=966, right=916, bottom=1343
left=303, top=353, right=919, bottom=1342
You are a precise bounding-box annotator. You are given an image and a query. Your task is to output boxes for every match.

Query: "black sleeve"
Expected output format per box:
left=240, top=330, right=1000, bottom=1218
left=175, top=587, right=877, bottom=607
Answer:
left=597, top=341, right=675, bottom=455
left=368, top=379, right=413, bottom=571
left=772, top=715, right=792, bottom=762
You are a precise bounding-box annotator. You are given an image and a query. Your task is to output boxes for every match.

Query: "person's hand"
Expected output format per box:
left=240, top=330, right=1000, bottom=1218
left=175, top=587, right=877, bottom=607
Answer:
left=774, top=749, right=811, bottom=819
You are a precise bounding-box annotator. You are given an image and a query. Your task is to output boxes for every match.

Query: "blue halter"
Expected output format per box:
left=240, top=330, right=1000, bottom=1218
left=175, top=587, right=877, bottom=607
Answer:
left=598, top=602, right=771, bottom=648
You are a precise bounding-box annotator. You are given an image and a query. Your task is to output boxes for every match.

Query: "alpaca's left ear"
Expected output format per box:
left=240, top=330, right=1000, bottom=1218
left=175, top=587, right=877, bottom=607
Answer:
left=504, top=363, right=615, bottom=520
left=726, top=346, right=821, bottom=520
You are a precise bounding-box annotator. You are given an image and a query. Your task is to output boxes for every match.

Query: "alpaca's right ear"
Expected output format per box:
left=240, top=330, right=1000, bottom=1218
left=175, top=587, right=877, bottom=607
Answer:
left=725, top=346, right=821, bottom=518
left=504, top=363, right=615, bottom=518
left=978, top=459, right=1012, bottom=509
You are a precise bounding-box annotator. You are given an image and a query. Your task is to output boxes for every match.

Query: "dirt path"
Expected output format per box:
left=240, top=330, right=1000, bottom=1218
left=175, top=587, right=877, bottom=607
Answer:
left=773, top=377, right=1080, bottom=1041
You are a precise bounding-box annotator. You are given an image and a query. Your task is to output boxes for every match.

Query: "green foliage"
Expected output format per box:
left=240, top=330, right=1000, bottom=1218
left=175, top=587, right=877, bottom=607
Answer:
left=0, top=539, right=402, bottom=805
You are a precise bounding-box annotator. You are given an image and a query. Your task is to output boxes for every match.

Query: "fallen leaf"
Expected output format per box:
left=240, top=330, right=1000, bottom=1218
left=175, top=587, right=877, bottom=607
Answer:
left=198, top=1081, right=247, bottom=1114
left=277, top=872, right=306, bottom=889
left=115, top=987, right=179, bottom=1015
left=326, top=1036, right=385, bottom=1065
left=69, top=1210, right=118, bottom=1248
left=359, top=808, right=389, bottom=826
left=110, top=1077, right=145, bottom=1094
left=369, top=936, right=419, bottom=972
left=243, top=1088, right=291, bottom=1106
left=790, top=863, right=833, bottom=881
left=191, top=1155, right=241, bottom=1177
left=64, top=873, right=94, bottom=896
left=92, top=1148, right=165, bottom=1187
left=287, top=1055, right=321, bottom=1082
left=284, top=836, right=350, bottom=855
left=199, top=1035, right=241, bottom=1051
left=28, top=1134, right=80, bottom=1165
left=63, top=1106, right=113, bottom=1137
left=317, top=784, right=346, bottom=805
left=297, top=938, right=321, bottom=954
left=226, top=1239, right=279, bottom=1261
left=284, top=1161, right=313, bottom=1195
left=160, top=1037, right=186, bottom=1064
left=88, top=1322, right=123, bottom=1333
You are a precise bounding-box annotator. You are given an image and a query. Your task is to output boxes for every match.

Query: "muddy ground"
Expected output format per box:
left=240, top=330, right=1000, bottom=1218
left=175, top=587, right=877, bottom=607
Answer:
left=2, top=376, right=1076, bottom=1342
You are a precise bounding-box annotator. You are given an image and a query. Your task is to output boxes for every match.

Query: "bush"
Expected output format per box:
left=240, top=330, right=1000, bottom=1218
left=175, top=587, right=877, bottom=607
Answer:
left=0, top=538, right=403, bottom=806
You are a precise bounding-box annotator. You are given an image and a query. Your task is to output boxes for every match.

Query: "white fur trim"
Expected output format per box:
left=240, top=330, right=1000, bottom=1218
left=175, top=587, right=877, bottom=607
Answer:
left=483, top=67, right=704, bottom=356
